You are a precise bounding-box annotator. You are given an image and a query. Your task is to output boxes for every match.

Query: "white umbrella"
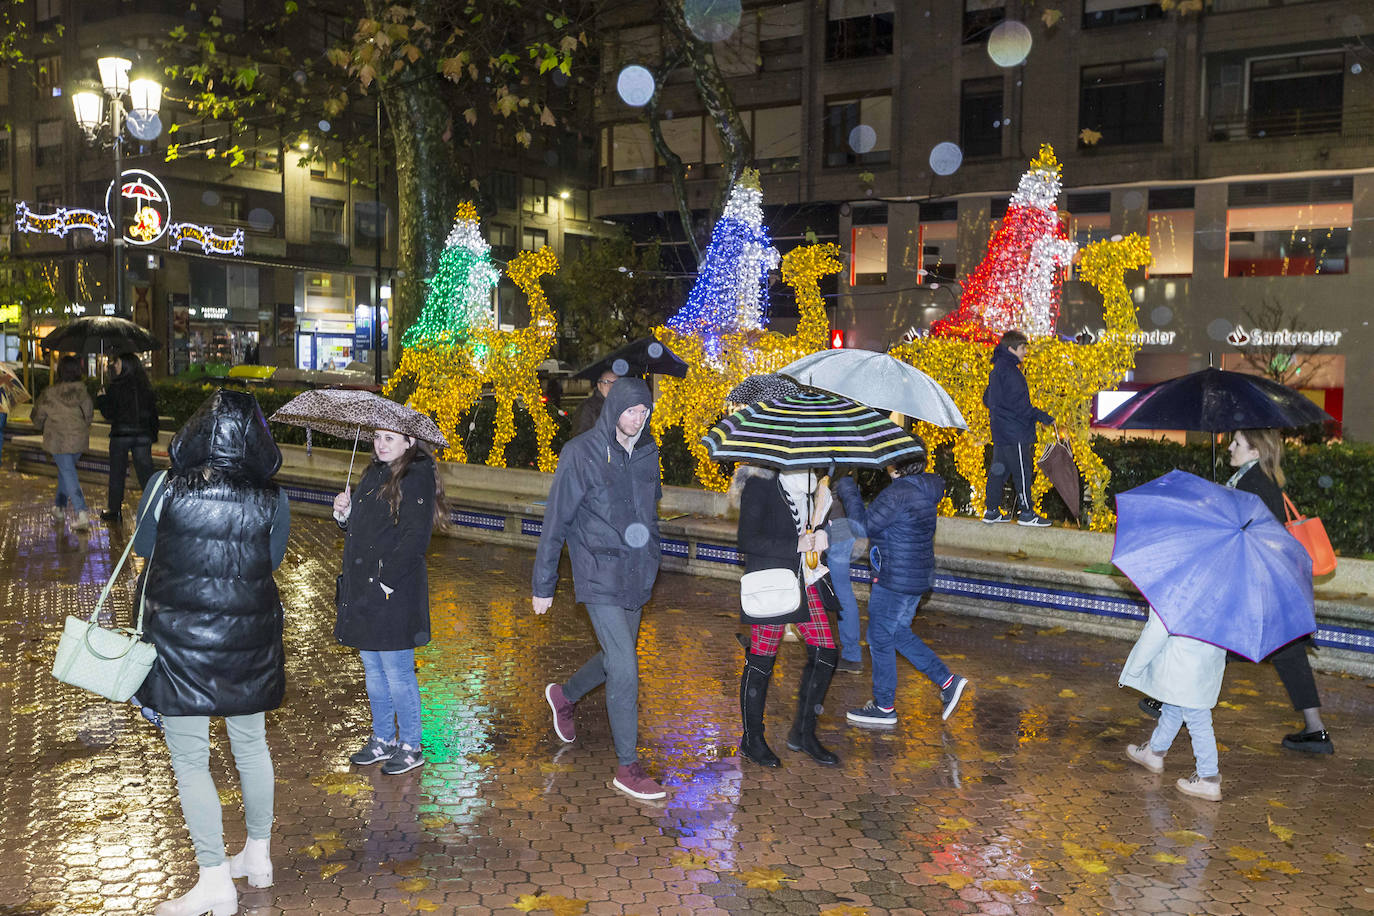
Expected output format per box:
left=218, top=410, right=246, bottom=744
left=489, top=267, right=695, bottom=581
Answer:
left=779, top=349, right=967, bottom=429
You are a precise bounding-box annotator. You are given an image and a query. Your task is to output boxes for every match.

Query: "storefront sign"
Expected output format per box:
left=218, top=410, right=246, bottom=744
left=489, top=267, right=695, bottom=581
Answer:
left=1078, top=328, right=1176, bottom=346
left=1226, top=326, right=1343, bottom=347
left=13, top=202, right=110, bottom=241
left=168, top=222, right=245, bottom=257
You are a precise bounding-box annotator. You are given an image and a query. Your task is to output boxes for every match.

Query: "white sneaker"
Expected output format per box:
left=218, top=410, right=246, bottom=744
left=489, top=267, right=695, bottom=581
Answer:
left=1176, top=772, right=1222, bottom=801
left=154, top=862, right=238, bottom=916
left=50, top=505, right=64, bottom=522
left=1125, top=743, right=1165, bottom=774
left=229, top=836, right=273, bottom=887
left=72, top=510, right=91, bottom=532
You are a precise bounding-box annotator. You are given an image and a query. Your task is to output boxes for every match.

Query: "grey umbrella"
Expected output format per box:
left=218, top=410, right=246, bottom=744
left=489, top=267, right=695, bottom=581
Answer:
left=779, top=348, right=967, bottom=429
left=270, top=389, right=448, bottom=483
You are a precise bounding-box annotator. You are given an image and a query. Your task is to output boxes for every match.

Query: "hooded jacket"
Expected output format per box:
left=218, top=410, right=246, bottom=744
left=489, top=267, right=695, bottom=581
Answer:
left=32, top=381, right=94, bottom=456
left=334, top=450, right=437, bottom=651
left=97, top=365, right=159, bottom=441
left=532, top=377, right=661, bottom=609
left=137, top=389, right=288, bottom=717
left=1119, top=609, right=1226, bottom=709
left=835, top=472, right=943, bottom=595
left=983, top=344, right=1053, bottom=445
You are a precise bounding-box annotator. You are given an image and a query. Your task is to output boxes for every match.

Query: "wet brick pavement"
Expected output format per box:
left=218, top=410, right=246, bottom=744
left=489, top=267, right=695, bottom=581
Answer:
left=3, top=470, right=1374, bottom=915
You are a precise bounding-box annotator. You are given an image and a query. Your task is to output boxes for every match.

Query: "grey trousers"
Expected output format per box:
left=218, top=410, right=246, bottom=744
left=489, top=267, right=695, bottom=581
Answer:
left=563, top=603, right=643, bottom=766
left=163, top=713, right=274, bottom=868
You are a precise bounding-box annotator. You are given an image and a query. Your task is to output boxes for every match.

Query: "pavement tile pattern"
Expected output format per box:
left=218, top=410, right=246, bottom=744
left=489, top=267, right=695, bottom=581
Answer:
left=2, top=471, right=1373, bottom=915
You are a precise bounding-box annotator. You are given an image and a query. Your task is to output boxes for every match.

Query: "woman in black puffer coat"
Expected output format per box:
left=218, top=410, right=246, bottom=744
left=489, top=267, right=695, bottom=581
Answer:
left=133, top=388, right=291, bottom=916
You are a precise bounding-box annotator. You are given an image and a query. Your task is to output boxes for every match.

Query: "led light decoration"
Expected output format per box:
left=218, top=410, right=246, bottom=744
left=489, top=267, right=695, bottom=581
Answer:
left=402, top=202, right=502, bottom=347
left=665, top=169, right=780, bottom=361
left=105, top=169, right=171, bottom=246
left=653, top=243, right=842, bottom=490
left=167, top=222, right=245, bottom=256
left=931, top=144, right=1076, bottom=343
left=15, top=202, right=110, bottom=242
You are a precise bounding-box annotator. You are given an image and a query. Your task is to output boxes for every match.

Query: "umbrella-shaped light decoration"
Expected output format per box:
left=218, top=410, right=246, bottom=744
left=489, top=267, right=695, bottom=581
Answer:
left=779, top=348, right=966, bottom=429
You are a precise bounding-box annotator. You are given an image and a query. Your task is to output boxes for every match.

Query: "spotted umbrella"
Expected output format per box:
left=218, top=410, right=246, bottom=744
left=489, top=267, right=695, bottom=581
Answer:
left=270, top=388, right=448, bottom=484
left=725, top=373, right=801, bottom=406
left=703, top=390, right=926, bottom=470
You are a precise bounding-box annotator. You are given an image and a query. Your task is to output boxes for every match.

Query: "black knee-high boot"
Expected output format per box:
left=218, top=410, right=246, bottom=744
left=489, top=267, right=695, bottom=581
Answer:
left=739, top=652, right=780, bottom=767
left=787, top=645, right=840, bottom=766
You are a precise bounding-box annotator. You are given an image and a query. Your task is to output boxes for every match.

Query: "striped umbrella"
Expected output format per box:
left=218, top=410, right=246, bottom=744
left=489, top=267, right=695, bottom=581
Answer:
left=703, top=391, right=926, bottom=469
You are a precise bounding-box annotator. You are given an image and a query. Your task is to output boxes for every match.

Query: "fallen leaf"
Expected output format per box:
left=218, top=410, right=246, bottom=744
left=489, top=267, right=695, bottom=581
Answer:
left=1163, top=829, right=1207, bottom=844
left=938, top=817, right=974, bottom=832
left=320, top=863, right=346, bottom=878
left=1240, top=868, right=1270, bottom=881
left=419, top=814, right=449, bottom=829
left=671, top=851, right=716, bottom=870
left=1038, top=625, right=1067, bottom=636
left=1267, top=814, right=1294, bottom=845
left=930, top=873, right=974, bottom=890
left=1228, top=846, right=1263, bottom=861
left=983, top=879, right=1026, bottom=894
left=1075, top=858, right=1110, bottom=874
left=298, top=844, right=324, bottom=859
left=736, top=867, right=791, bottom=891
left=1062, top=840, right=1091, bottom=858
left=398, top=877, right=430, bottom=892
left=391, top=859, right=424, bottom=877
left=409, top=899, right=440, bottom=913
left=820, top=906, right=869, bottom=916
left=311, top=772, right=372, bottom=797
left=1152, top=852, right=1186, bottom=864
left=1098, top=760, right=1125, bottom=772
left=1229, top=687, right=1260, bottom=696
left=1323, top=852, right=1348, bottom=864
left=512, top=893, right=588, bottom=915
left=1098, top=840, right=1140, bottom=857
left=1217, top=700, right=1246, bottom=711
left=1258, top=859, right=1301, bottom=874
left=1266, top=799, right=1288, bottom=809
left=69, top=896, right=104, bottom=913
left=1058, top=688, right=1078, bottom=698
left=12, top=704, right=39, bottom=715
left=314, top=831, right=345, bottom=856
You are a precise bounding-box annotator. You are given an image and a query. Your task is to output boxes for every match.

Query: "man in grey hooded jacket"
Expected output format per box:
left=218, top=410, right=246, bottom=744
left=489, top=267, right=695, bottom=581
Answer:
left=532, top=377, right=667, bottom=800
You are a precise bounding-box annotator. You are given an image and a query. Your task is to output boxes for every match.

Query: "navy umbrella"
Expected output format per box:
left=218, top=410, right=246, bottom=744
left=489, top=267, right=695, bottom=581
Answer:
left=573, top=337, right=688, bottom=380
left=1099, top=367, right=1331, bottom=432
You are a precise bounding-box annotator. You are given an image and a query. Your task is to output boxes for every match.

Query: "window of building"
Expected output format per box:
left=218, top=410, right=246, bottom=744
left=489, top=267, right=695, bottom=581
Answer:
left=607, top=123, right=656, bottom=185
left=759, top=3, right=805, bottom=68
left=489, top=223, right=515, bottom=257
left=563, top=189, right=590, bottom=222
left=35, top=119, right=63, bottom=168
left=1247, top=51, right=1343, bottom=138
left=254, top=129, right=280, bottom=171
left=960, top=78, right=1003, bottom=158
left=826, top=0, right=894, bottom=61
left=1082, top=0, right=1164, bottom=29
left=753, top=105, right=802, bottom=172
left=309, top=14, right=353, bottom=51
left=219, top=192, right=245, bottom=223
left=35, top=0, right=60, bottom=23
left=963, top=0, right=1004, bottom=43
left=661, top=116, right=705, bottom=180
left=608, top=24, right=661, bottom=77
left=310, top=197, right=346, bottom=246
left=488, top=170, right=517, bottom=210
left=0, top=193, right=9, bottom=233
left=1226, top=179, right=1351, bottom=277
left=849, top=205, right=887, bottom=286
left=1079, top=60, right=1165, bottom=146
left=522, top=176, right=548, bottom=215
left=824, top=96, right=891, bottom=167
left=919, top=200, right=959, bottom=281
left=1147, top=187, right=1194, bottom=277
left=354, top=201, right=389, bottom=245
left=35, top=55, right=61, bottom=98
left=310, top=155, right=346, bottom=182
left=563, top=232, right=595, bottom=262
left=521, top=227, right=549, bottom=252
left=1064, top=191, right=1113, bottom=247
left=36, top=184, right=63, bottom=207
left=0, top=130, right=10, bottom=171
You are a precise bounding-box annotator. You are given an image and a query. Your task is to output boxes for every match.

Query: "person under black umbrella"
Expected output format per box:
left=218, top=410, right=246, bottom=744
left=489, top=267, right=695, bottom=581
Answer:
left=571, top=367, right=619, bottom=436
left=97, top=353, right=160, bottom=523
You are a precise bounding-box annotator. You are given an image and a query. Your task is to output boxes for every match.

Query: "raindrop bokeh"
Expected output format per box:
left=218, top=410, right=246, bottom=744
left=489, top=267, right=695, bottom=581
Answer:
left=848, top=124, right=877, bottom=155
left=318, top=120, right=331, bottom=132
left=616, top=66, right=655, bottom=107
left=929, top=142, right=963, bottom=176
left=1206, top=318, right=1233, bottom=341
left=1318, top=475, right=1334, bottom=489
left=201, top=190, right=221, bottom=207
left=987, top=20, right=1033, bottom=67
left=247, top=208, right=275, bottom=232
left=1122, top=190, right=1145, bottom=211
left=612, top=358, right=630, bottom=376
left=647, top=342, right=664, bottom=358
left=684, top=0, right=742, bottom=42
left=1151, top=306, right=1173, bottom=327
left=624, top=522, right=650, bottom=548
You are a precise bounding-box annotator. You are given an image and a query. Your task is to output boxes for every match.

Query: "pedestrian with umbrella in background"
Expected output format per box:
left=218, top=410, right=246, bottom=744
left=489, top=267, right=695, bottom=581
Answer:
left=30, top=355, right=94, bottom=531
left=97, top=353, right=160, bottom=523
left=570, top=337, right=687, bottom=436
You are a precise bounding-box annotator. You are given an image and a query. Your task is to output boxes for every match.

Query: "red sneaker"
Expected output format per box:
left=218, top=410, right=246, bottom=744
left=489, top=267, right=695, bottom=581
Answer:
left=612, top=761, right=666, bottom=800
left=545, top=683, right=576, bottom=743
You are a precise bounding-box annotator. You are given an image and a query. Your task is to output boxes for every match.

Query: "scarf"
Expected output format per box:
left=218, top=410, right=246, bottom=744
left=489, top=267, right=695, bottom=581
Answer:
left=1224, top=459, right=1257, bottom=490
left=778, top=470, right=830, bottom=585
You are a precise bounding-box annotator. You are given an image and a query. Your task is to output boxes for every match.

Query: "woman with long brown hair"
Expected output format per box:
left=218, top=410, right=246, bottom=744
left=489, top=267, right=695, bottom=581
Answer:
left=332, top=429, right=450, bottom=775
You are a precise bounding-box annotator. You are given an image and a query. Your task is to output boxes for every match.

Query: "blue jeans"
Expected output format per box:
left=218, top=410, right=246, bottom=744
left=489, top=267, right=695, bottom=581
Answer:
left=359, top=649, right=423, bottom=749
left=52, top=453, right=88, bottom=513
left=866, top=583, right=951, bottom=708
left=827, top=517, right=866, bottom=663
left=1150, top=703, right=1219, bottom=778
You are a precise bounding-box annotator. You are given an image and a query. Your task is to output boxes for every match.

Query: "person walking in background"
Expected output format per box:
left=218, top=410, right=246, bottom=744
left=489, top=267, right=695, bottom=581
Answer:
left=533, top=378, right=668, bottom=800
left=133, top=389, right=291, bottom=915
left=97, top=352, right=159, bottom=523
left=333, top=428, right=449, bottom=776
left=1121, top=607, right=1227, bottom=801
left=835, top=446, right=969, bottom=727
left=571, top=368, right=619, bottom=436
left=31, top=355, right=94, bottom=531
left=735, top=465, right=842, bottom=768
left=827, top=491, right=866, bottom=674
left=982, top=330, right=1055, bottom=527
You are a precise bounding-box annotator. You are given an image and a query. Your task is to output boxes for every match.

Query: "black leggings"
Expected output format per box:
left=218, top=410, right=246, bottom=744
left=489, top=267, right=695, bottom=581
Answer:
left=1268, top=639, right=1320, bottom=710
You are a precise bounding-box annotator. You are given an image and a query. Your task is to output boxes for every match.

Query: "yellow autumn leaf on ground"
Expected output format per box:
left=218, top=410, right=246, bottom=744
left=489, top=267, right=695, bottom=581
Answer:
left=938, top=817, right=974, bottom=832
left=391, top=859, right=424, bottom=877
left=298, top=844, right=324, bottom=859
left=1228, top=846, right=1262, bottom=861
left=1152, top=853, right=1186, bottom=864
left=1062, top=840, right=1091, bottom=859
left=1163, top=829, right=1207, bottom=844
left=1240, top=868, right=1270, bottom=881
left=1267, top=815, right=1295, bottom=844
left=419, top=814, right=449, bottom=829
left=1058, top=688, right=1077, bottom=698
left=218, top=788, right=241, bottom=805
left=1075, top=858, right=1110, bottom=874
left=1217, top=700, right=1246, bottom=711
left=69, top=895, right=104, bottom=912
left=314, top=831, right=345, bottom=856
left=820, top=906, right=869, bottom=916
left=930, top=873, right=974, bottom=890
left=1098, top=840, right=1140, bottom=857
left=398, top=877, right=430, bottom=892
left=320, top=863, right=346, bottom=878
left=1038, top=626, right=1067, bottom=636
left=1098, top=760, right=1125, bottom=772
left=984, top=879, right=1026, bottom=894
left=1324, top=852, right=1349, bottom=864
left=512, top=893, right=588, bottom=915
left=1230, top=687, right=1260, bottom=696
left=1258, top=859, right=1301, bottom=874
left=671, top=851, right=716, bottom=870
left=1266, top=799, right=1288, bottom=809
left=467, top=752, right=499, bottom=766
left=12, top=704, right=40, bottom=715
left=408, top=899, right=440, bottom=913
left=736, top=867, right=791, bottom=891
left=311, top=772, right=373, bottom=797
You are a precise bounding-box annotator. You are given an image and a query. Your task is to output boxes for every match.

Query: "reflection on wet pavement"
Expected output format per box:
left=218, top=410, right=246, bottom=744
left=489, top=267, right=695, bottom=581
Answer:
left=2, top=474, right=1373, bottom=914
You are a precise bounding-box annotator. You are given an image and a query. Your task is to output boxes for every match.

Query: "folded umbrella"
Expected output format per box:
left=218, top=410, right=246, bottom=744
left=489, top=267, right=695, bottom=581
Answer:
left=270, top=389, right=448, bottom=484
left=1111, top=470, right=1315, bottom=662
left=1098, top=367, right=1331, bottom=432
left=573, top=336, right=688, bottom=381
left=1037, top=438, right=1080, bottom=520
left=40, top=316, right=159, bottom=354
left=778, top=348, right=966, bottom=429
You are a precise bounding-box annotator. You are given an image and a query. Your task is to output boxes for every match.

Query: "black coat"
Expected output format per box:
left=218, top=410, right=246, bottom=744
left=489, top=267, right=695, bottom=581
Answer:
left=138, top=389, right=287, bottom=717
left=983, top=344, right=1053, bottom=445
left=1232, top=463, right=1285, bottom=521
left=97, top=372, right=159, bottom=442
left=571, top=390, right=605, bottom=436
left=736, top=473, right=812, bottom=625
left=335, top=454, right=436, bottom=650
left=532, top=378, right=661, bottom=609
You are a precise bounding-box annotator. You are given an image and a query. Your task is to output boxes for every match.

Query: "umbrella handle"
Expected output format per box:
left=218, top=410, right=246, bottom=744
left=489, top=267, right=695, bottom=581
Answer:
left=805, top=551, right=819, bottom=570
left=345, top=427, right=361, bottom=484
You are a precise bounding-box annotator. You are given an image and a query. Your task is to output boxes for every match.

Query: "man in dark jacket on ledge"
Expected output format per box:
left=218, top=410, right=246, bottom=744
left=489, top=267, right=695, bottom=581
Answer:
left=982, top=329, right=1056, bottom=527
left=531, top=377, right=667, bottom=801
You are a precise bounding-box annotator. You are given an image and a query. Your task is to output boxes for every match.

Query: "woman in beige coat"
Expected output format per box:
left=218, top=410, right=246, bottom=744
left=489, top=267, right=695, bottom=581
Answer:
left=31, top=356, right=94, bottom=530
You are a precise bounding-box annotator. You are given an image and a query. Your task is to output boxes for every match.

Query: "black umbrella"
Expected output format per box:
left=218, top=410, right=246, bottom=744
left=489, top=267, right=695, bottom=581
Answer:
left=726, top=373, right=802, bottom=405
left=41, top=316, right=159, bottom=354
left=573, top=336, right=688, bottom=381
left=1099, top=367, right=1332, bottom=432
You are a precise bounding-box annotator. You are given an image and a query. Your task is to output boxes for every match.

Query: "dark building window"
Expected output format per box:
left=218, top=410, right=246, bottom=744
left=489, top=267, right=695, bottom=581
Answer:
left=1248, top=51, right=1343, bottom=138
left=963, top=0, right=1004, bottom=44
left=488, top=170, right=518, bottom=210
left=826, top=0, right=894, bottom=61
left=309, top=197, right=346, bottom=246
left=823, top=97, right=892, bottom=167
left=960, top=78, right=1003, bottom=158
left=521, top=227, right=548, bottom=251
left=35, top=119, right=63, bottom=168
left=1079, top=60, right=1165, bottom=146
left=1082, top=0, right=1163, bottom=29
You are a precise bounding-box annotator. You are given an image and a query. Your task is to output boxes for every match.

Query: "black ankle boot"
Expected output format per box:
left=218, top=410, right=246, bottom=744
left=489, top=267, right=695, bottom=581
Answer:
left=787, top=645, right=840, bottom=766
left=739, top=652, right=780, bottom=767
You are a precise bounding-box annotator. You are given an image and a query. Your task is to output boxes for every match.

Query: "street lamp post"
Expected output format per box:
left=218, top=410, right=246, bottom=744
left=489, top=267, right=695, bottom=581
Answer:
left=71, top=54, right=161, bottom=319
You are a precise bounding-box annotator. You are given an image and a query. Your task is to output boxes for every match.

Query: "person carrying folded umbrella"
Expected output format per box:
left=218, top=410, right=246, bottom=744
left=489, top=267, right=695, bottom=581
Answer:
left=982, top=330, right=1056, bottom=527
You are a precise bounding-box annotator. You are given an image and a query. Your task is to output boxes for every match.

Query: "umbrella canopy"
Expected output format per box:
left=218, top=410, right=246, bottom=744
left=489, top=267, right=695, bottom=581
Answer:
left=1098, top=367, right=1331, bottom=432
left=778, top=348, right=967, bottom=429
left=270, top=389, right=448, bottom=448
left=703, top=390, right=927, bottom=470
left=573, top=336, right=688, bottom=381
left=40, top=316, right=159, bottom=354
left=726, top=373, right=802, bottom=405
left=0, top=363, right=30, bottom=407
left=1111, top=470, right=1315, bottom=662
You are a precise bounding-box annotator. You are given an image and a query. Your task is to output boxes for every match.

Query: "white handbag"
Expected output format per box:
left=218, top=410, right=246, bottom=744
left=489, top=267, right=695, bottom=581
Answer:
left=740, top=567, right=802, bottom=618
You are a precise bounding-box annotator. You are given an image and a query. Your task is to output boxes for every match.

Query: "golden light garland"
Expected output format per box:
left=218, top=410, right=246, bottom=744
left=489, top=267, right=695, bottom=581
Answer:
left=892, top=233, right=1152, bottom=530
left=386, top=246, right=561, bottom=471
left=652, top=243, right=842, bottom=490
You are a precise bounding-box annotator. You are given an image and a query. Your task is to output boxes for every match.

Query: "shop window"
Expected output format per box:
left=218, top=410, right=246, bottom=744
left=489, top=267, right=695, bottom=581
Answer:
left=610, top=123, right=655, bottom=185
left=35, top=119, right=63, bottom=168
left=963, top=0, right=1004, bottom=43
left=521, top=227, right=548, bottom=251
left=522, top=176, right=548, bottom=215
left=1079, top=60, right=1165, bottom=146
left=1083, top=0, right=1163, bottom=29
left=824, top=96, right=891, bottom=167
left=754, top=105, right=802, bottom=172
left=826, top=0, right=894, bottom=61
left=850, top=205, right=887, bottom=286
left=1064, top=191, right=1113, bottom=247
left=1248, top=51, right=1343, bottom=138
left=488, top=170, right=517, bottom=210
left=1147, top=187, right=1194, bottom=277
left=919, top=200, right=959, bottom=281
left=961, top=78, right=1003, bottom=158
left=1226, top=203, right=1350, bottom=277
left=310, top=197, right=346, bottom=246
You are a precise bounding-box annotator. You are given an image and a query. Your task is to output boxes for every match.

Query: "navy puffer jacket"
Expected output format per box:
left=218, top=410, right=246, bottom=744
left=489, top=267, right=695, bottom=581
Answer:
left=983, top=344, right=1053, bottom=444
left=835, top=473, right=943, bottom=595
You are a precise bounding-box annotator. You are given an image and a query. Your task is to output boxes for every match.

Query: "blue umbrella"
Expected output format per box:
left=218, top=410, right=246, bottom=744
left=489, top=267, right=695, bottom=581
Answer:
left=1111, top=470, right=1315, bottom=662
